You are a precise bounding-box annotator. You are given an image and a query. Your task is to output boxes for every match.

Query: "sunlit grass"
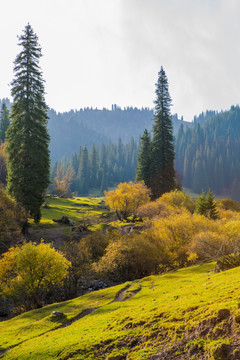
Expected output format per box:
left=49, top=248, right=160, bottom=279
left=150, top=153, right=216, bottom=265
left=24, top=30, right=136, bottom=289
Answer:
left=1, top=262, right=240, bottom=359
left=29, top=196, right=106, bottom=228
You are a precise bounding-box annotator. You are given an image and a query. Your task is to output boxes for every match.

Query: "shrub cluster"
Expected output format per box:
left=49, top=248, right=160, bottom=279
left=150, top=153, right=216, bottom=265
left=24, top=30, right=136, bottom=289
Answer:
left=93, top=191, right=240, bottom=281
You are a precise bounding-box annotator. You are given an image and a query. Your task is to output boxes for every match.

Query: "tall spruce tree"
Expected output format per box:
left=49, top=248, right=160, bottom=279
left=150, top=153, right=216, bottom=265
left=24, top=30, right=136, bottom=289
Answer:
left=7, top=24, right=50, bottom=223
left=0, top=103, right=10, bottom=143
left=136, top=129, right=152, bottom=187
left=151, top=67, right=175, bottom=198
left=77, top=145, right=89, bottom=194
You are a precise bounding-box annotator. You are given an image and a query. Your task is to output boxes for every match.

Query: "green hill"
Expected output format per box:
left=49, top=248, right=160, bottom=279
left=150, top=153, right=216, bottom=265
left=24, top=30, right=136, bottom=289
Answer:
left=1, top=262, right=240, bottom=360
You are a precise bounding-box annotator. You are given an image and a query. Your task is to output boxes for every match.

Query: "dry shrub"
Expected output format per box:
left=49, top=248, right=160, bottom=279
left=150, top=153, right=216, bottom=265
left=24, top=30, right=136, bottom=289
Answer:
left=93, top=233, right=163, bottom=282
left=215, top=252, right=240, bottom=272
left=0, top=186, right=25, bottom=254
left=137, top=190, right=195, bottom=220
left=61, top=240, right=92, bottom=297
left=137, top=200, right=174, bottom=219
left=216, top=198, right=240, bottom=212
left=83, top=230, right=110, bottom=261
left=217, top=209, right=240, bottom=220
left=223, top=220, right=240, bottom=253
left=191, top=231, right=230, bottom=261
left=95, top=199, right=240, bottom=281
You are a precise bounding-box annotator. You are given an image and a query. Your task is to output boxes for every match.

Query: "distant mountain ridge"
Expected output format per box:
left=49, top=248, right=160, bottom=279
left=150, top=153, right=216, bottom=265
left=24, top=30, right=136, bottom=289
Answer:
left=47, top=105, right=189, bottom=160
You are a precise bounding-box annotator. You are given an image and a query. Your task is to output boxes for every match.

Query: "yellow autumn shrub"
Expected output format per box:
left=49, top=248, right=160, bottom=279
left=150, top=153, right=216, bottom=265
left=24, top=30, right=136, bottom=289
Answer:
left=160, top=190, right=195, bottom=213
left=105, top=181, right=151, bottom=220
left=190, top=231, right=230, bottom=261
left=94, top=232, right=163, bottom=281
left=216, top=198, right=240, bottom=212
left=0, top=241, right=71, bottom=310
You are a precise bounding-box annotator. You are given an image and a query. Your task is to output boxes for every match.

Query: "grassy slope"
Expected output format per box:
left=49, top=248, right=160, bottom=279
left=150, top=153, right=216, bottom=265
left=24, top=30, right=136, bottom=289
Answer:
left=30, top=196, right=107, bottom=229
left=1, top=262, right=240, bottom=360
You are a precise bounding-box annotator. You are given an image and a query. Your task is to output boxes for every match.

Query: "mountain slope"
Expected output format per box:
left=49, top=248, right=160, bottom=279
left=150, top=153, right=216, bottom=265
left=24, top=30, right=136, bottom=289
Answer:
left=175, top=105, right=240, bottom=196
left=48, top=107, right=189, bottom=161
left=1, top=262, right=240, bottom=359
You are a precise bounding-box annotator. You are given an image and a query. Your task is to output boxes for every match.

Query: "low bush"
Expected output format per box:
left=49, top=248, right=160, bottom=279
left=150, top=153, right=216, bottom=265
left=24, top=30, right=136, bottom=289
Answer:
left=0, top=241, right=70, bottom=310
left=215, top=253, right=240, bottom=272
left=137, top=190, right=195, bottom=220
left=160, top=190, right=195, bottom=213
left=191, top=231, right=230, bottom=261
left=0, top=186, right=25, bottom=254
left=216, top=198, right=240, bottom=212
left=93, top=232, right=162, bottom=282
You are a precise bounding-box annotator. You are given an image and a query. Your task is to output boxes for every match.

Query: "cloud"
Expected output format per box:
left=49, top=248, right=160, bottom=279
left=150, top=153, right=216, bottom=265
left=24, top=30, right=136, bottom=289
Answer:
left=119, top=0, right=240, bottom=120
left=1, top=0, right=240, bottom=121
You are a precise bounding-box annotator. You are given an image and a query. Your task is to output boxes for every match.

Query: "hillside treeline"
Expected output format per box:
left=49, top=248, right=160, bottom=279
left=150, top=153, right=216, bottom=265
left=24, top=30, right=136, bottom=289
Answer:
left=51, top=138, right=138, bottom=195
left=48, top=107, right=187, bottom=161
left=175, top=106, right=240, bottom=199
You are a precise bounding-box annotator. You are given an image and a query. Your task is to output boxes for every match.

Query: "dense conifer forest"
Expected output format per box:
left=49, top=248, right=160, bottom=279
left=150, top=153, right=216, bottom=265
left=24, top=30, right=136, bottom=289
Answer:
left=51, top=138, right=138, bottom=195
left=175, top=105, right=240, bottom=199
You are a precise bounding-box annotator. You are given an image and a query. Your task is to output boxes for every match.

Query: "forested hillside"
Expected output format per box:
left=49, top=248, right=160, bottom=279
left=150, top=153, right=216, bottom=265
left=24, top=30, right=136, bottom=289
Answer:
left=48, top=106, right=187, bottom=161
left=0, top=99, right=188, bottom=161
left=175, top=105, right=240, bottom=198
left=51, top=138, right=138, bottom=195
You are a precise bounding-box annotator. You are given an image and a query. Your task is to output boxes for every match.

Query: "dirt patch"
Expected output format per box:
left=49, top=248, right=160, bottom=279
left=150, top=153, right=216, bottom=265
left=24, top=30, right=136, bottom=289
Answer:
left=57, top=307, right=99, bottom=329
left=25, top=227, right=87, bottom=248
left=112, top=284, right=141, bottom=302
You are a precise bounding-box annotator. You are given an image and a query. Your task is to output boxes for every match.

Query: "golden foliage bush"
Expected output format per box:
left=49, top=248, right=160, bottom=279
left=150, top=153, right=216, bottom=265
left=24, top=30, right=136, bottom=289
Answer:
left=0, top=186, right=25, bottom=254
left=190, top=231, right=230, bottom=261
left=93, top=232, right=162, bottom=281
left=160, top=190, right=195, bottom=213
left=0, top=241, right=70, bottom=310
left=95, top=191, right=240, bottom=281
left=105, top=181, right=151, bottom=221
left=83, top=230, right=110, bottom=261
left=151, top=211, right=196, bottom=266
left=136, top=199, right=174, bottom=219
left=137, top=190, right=195, bottom=220
left=216, top=198, right=240, bottom=212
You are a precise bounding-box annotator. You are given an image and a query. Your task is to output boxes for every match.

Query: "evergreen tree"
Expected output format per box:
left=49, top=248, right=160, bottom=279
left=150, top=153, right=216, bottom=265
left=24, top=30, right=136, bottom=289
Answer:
left=100, top=163, right=108, bottom=194
left=0, top=103, right=10, bottom=143
left=6, top=24, right=50, bottom=223
left=89, top=144, right=99, bottom=188
left=205, top=190, right=219, bottom=220
left=195, top=190, right=219, bottom=219
left=195, top=191, right=207, bottom=216
left=77, top=145, right=89, bottom=194
left=151, top=67, right=176, bottom=198
left=136, top=129, right=151, bottom=187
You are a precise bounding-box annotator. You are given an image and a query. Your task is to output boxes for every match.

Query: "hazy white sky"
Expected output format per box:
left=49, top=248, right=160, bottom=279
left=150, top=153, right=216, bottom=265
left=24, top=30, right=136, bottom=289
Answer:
left=1, top=0, right=240, bottom=121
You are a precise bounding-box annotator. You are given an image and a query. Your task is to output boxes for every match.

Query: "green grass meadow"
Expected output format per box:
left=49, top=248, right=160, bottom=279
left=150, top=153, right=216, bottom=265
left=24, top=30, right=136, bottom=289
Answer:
left=30, top=196, right=107, bottom=228
left=1, top=262, right=240, bottom=359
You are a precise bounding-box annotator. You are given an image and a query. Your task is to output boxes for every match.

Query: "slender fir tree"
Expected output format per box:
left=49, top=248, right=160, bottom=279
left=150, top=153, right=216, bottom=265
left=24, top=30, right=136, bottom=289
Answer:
left=7, top=24, right=50, bottom=223
left=136, top=129, right=152, bottom=187
left=206, top=190, right=219, bottom=220
left=0, top=103, right=10, bottom=143
left=195, top=191, right=207, bottom=215
left=77, top=145, right=89, bottom=194
left=151, top=67, right=175, bottom=198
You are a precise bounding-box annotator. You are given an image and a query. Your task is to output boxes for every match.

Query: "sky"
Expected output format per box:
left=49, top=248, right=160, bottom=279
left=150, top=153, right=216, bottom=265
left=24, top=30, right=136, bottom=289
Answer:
left=1, top=0, right=240, bottom=122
